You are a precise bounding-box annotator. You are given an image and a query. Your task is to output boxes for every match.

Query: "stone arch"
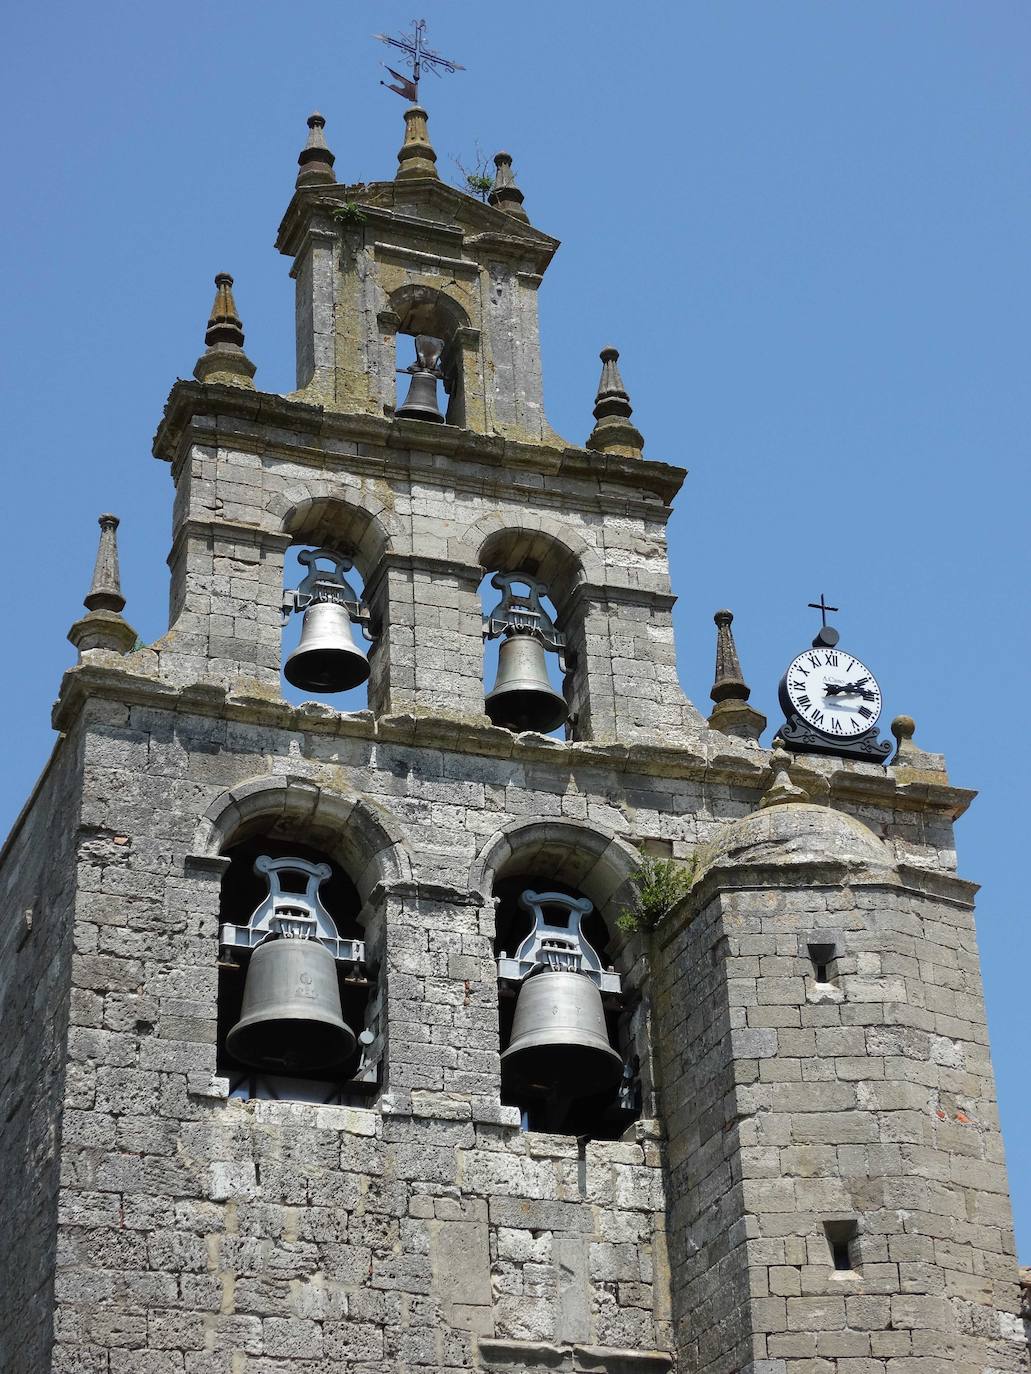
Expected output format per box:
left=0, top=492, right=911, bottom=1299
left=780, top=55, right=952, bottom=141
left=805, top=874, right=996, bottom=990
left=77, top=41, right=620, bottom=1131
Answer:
left=194, top=774, right=412, bottom=902
left=458, top=511, right=604, bottom=610
left=469, top=817, right=640, bottom=918
left=267, top=481, right=404, bottom=580
left=387, top=282, right=471, bottom=339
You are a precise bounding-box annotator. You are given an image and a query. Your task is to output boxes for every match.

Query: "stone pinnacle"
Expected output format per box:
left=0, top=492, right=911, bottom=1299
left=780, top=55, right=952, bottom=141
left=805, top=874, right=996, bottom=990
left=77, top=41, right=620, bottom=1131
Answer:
left=68, top=514, right=139, bottom=656
left=396, top=105, right=439, bottom=181
left=585, top=346, right=644, bottom=459
left=707, top=609, right=766, bottom=740
left=194, top=273, right=256, bottom=389
left=488, top=152, right=529, bottom=222
left=296, top=111, right=337, bottom=189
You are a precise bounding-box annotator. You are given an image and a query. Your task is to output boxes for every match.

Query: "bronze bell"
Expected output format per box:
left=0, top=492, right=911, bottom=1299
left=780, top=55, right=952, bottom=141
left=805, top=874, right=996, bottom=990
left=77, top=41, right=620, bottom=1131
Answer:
left=396, top=334, right=445, bottom=423
left=284, top=599, right=371, bottom=693
left=227, top=937, right=356, bottom=1074
left=501, top=969, right=624, bottom=1100
left=485, top=631, right=569, bottom=733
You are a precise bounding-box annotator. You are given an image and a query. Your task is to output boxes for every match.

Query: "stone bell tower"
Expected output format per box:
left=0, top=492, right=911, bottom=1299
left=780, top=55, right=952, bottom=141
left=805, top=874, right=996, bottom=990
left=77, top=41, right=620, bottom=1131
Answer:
left=0, top=99, right=1027, bottom=1374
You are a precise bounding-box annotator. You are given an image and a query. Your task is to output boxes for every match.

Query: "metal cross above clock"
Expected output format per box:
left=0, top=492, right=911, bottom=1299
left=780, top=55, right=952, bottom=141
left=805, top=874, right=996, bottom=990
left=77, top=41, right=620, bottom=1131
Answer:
left=775, top=596, right=892, bottom=763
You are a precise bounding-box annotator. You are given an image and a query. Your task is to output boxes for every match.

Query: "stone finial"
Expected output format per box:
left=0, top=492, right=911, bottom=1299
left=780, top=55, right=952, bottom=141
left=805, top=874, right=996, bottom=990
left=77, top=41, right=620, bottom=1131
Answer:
left=760, top=747, right=810, bottom=808
left=193, top=273, right=256, bottom=389
left=586, top=346, right=644, bottom=459
left=488, top=152, right=529, bottom=222
left=890, top=714, right=948, bottom=777
left=84, top=513, right=125, bottom=613
left=707, top=609, right=766, bottom=740
left=296, top=112, right=336, bottom=188
left=396, top=105, right=439, bottom=181
left=68, top=514, right=139, bottom=656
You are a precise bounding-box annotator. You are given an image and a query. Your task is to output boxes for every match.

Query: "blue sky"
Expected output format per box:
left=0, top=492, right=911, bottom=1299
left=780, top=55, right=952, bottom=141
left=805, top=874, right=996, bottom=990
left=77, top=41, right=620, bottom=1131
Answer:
left=1, top=3, right=1027, bottom=1257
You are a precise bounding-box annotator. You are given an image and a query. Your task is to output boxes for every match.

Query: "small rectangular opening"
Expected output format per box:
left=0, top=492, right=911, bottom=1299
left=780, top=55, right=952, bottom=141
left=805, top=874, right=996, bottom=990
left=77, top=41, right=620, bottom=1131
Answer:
left=824, top=1218, right=859, bottom=1272
left=808, top=941, right=837, bottom=985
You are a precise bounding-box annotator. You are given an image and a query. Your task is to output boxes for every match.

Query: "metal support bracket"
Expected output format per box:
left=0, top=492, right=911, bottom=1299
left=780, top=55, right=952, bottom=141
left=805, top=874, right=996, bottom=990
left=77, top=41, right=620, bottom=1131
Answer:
left=281, top=548, right=373, bottom=640
left=484, top=572, right=567, bottom=669
left=497, top=889, right=621, bottom=994
left=218, top=855, right=365, bottom=965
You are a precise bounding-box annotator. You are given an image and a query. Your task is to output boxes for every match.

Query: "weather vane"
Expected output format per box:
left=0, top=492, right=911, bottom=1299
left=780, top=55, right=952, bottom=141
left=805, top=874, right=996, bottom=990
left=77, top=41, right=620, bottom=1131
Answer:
left=373, top=19, right=465, bottom=104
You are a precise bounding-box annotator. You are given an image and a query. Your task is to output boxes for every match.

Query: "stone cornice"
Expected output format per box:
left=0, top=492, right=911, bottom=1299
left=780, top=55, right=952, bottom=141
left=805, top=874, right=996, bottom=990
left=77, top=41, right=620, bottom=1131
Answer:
left=656, top=857, right=979, bottom=951
left=151, top=381, right=686, bottom=511
left=275, top=179, right=560, bottom=273
left=51, top=661, right=974, bottom=827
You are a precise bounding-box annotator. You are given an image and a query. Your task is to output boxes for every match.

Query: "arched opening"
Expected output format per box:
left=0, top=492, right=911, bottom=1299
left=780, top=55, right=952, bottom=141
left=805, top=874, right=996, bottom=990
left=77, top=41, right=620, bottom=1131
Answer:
left=280, top=546, right=375, bottom=711
left=388, top=285, right=470, bottom=427
left=476, top=527, right=586, bottom=740
left=278, top=496, right=390, bottom=712
left=480, top=571, right=569, bottom=738
left=201, top=779, right=409, bottom=1106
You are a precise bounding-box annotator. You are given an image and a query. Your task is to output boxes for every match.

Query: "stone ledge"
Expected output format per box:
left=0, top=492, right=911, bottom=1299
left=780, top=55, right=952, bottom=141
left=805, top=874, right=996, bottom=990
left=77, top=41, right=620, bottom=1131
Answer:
left=477, top=1340, right=673, bottom=1374
left=151, top=379, right=686, bottom=508
left=52, top=661, right=975, bottom=822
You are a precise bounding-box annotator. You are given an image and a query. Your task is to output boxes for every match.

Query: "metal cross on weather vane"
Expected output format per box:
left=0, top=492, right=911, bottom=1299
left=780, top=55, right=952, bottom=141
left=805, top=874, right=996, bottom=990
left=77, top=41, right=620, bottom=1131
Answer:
left=807, top=593, right=839, bottom=629
left=373, top=19, right=465, bottom=104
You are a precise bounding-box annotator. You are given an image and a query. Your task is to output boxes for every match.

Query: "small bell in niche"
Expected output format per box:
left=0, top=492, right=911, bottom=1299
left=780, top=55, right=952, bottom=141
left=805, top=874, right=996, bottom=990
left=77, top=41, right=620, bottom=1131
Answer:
left=483, top=573, right=569, bottom=734
left=396, top=334, right=446, bottom=423
left=282, top=548, right=373, bottom=694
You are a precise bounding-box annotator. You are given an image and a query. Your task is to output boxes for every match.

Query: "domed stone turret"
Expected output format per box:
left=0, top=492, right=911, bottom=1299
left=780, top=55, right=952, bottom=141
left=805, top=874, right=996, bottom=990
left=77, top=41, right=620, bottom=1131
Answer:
left=708, top=801, right=894, bottom=873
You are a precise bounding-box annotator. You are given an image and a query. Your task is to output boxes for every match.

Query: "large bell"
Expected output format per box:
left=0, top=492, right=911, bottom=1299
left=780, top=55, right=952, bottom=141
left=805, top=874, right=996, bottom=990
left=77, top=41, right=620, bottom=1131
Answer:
left=501, top=969, right=623, bottom=1100
left=227, top=937, right=357, bottom=1074
left=396, top=334, right=445, bottom=422
left=485, top=631, right=569, bottom=733
left=396, top=368, right=445, bottom=423
left=284, top=600, right=370, bottom=693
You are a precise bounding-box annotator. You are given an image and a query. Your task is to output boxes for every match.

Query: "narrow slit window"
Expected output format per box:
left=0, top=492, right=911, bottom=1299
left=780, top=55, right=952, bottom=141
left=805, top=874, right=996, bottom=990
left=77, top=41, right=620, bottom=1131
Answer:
left=824, top=1219, right=859, bottom=1272
left=808, top=941, right=837, bottom=985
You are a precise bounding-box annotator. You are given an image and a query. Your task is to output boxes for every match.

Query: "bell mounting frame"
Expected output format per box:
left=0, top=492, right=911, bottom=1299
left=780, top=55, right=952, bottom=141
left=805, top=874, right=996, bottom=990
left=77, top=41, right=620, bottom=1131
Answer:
left=281, top=548, right=373, bottom=638
left=484, top=573, right=567, bottom=667
left=218, top=855, right=365, bottom=965
left=497, top=889, right=621, bottom=994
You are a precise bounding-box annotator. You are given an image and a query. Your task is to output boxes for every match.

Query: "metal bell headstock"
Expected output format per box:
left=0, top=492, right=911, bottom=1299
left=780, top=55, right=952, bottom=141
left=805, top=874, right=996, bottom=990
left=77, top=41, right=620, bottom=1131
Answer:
left=395, top=334, right=446, bottom=422
left=281, top=548, right=370, bottom=629
left=483, top=573, right=566, bottom=661
left=497, top=890, right=620, bottom=994
left=218, top=855, right=365, bottom=965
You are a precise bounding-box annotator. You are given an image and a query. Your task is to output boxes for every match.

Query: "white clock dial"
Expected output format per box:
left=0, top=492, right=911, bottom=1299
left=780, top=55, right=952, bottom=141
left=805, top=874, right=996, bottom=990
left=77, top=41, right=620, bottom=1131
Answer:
left=783, top=647, right=882, bottom=738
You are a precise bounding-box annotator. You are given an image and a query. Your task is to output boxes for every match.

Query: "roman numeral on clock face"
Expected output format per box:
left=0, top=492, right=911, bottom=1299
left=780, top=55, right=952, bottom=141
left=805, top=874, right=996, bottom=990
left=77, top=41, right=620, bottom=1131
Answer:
left=859, top=705, right=873, bottom=720
left=797, top=694, right=811, bottom=708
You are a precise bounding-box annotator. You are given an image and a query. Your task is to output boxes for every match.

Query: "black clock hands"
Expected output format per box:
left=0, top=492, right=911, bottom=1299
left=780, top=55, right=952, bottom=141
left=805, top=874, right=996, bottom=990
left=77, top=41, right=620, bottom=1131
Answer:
left=824, top=680, right=876, bottom=700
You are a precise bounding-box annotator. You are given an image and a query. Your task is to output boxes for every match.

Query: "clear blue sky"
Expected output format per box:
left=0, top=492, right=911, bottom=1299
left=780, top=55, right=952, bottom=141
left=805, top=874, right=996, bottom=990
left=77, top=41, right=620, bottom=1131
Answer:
left=1, top=2, right=1027, bottom=1257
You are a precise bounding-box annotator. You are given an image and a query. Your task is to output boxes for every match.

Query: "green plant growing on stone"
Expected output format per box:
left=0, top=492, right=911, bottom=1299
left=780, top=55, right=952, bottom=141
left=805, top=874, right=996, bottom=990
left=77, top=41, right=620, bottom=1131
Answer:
left=451, top=145, right=494, bottom=202
left=333, top=202, right=368, bottom=228
left=617, top=854, right=700, bottom=935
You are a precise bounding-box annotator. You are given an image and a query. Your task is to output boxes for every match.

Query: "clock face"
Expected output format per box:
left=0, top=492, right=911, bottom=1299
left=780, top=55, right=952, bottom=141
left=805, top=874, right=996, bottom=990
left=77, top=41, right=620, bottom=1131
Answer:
left=782, top=647, right=882, bottom=738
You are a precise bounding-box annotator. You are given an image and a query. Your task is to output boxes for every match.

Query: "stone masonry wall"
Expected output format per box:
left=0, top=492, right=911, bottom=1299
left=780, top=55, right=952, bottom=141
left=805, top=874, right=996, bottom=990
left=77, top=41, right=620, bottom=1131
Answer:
left=0, top=736, right=82, bottom=1374
left=652, top=807, right=1028, bottom=1374
left=7, top=681, right=1021, bottom=1371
